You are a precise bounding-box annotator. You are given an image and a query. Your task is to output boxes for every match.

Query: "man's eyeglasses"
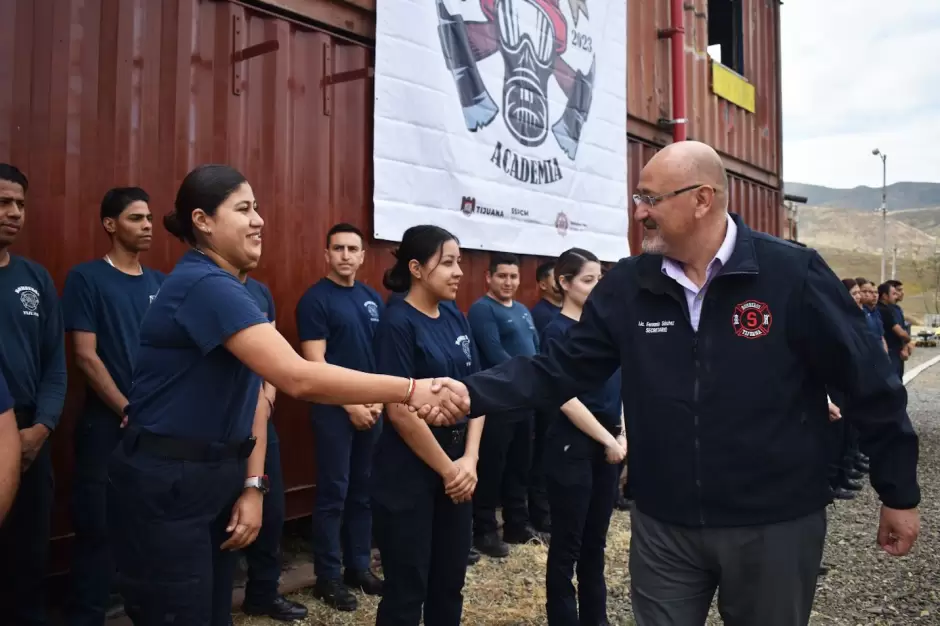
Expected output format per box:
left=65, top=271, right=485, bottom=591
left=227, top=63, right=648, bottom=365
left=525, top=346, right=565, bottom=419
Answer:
left=632, top=184, right=708, bottom=207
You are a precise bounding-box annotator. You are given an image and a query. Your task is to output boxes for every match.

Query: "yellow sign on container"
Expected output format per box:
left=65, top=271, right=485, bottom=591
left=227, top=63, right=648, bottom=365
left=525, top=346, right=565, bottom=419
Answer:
left=711, top=61, right=756, bottom=113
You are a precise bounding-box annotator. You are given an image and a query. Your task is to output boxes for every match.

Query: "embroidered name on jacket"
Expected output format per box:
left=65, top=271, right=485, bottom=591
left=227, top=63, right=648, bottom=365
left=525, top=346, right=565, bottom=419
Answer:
left=639, top=320, right=675, bottom=334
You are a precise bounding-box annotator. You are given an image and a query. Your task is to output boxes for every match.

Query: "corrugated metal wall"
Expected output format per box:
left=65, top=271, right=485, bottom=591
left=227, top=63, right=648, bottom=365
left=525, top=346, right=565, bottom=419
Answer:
left=0, top=0, right=782, bottom=571
left=628, top=0, right=782, bottom=183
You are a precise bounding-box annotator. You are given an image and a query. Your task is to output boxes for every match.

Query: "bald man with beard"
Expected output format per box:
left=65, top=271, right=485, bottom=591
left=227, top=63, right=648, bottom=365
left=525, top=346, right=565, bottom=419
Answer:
left=447, top=141, right=922, bottom=626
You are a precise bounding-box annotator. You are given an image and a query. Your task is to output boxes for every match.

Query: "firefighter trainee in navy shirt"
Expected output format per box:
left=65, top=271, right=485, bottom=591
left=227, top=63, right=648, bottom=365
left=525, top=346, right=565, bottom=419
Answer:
left=296, top=223, right=385, bottom=611
left=530, top=261, right=563, bottom=335
left=539, top=248, right=625, bottom=626
left=0, top=163, right=68, bottom=624
left=106, top=165, right=460, bottom=626
left=62, top=187, right=164, bottom=626
left=466, top=252, right=541, bottom=559
left=371, top=225, right=484, bottom=626
left=239, top=276, right=308, bottom=621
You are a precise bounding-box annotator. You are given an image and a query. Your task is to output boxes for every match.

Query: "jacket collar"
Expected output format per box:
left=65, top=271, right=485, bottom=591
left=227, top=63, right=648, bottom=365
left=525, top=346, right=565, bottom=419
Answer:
left=636, top=213, right=759, bottom=295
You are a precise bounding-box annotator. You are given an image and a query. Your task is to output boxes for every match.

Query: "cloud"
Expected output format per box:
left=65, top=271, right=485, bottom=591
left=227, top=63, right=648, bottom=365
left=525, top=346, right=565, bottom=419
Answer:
left=781, top=1, right=940, bottom=187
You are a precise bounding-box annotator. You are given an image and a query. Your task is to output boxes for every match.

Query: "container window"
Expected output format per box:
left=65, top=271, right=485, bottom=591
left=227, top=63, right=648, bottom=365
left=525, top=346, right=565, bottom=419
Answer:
left=707, top=0, right=745, bottom=76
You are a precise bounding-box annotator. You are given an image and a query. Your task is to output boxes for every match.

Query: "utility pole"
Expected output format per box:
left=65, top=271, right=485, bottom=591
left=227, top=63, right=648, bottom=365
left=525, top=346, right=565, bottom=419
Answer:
left=872, top=148, right=888, bottom=283
left=892, top=245, right=898, bottom=280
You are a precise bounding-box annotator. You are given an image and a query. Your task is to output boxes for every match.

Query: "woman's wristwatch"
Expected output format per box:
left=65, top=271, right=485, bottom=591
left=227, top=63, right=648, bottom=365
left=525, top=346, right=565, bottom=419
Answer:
left=244, top=475, right=270, bottom=495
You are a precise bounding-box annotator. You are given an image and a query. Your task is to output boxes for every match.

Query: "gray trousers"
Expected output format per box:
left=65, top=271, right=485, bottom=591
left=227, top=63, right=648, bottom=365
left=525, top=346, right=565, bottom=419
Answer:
left=629, top=507, right=826, bottom=626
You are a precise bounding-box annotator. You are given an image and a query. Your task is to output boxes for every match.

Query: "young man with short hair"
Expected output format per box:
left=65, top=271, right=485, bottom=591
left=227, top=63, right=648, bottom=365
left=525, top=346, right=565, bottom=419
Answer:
left=877, top=282, right=910, bottom=378
left=0, top=163, right=68, bottom=624
left=467, top=253, right=541, bottom=557
left=855, top=277, right=887, bottom=354
left=530, top=261, right=562, bottom=334
left=296, top=223, right=384, bottom=611
left=886, top=279, right=913, bottom=368
left=63, top=186, right=166, bottom=626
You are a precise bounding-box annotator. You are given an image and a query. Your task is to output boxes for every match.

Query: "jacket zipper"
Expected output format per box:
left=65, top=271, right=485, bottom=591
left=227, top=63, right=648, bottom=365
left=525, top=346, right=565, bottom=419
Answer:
left=691, top=333, right=706, bottom=526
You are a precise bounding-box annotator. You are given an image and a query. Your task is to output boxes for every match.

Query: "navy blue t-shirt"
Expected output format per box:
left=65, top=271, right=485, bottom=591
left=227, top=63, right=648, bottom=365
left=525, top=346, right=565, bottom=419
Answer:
left=128, top=250, right=270, bottom=442
left=245, top=277, right=276, bottom=322
left=386, top=290, right=464, bottom=316
left=373, top=301, right=480, bottom=397
left=467, top=296, right=539, bottom=369
left=372, top=301, right=480, bottom=503
left=531, top=298, right=561, bottom=337
left=864, top=307, right=885, bottom=342
left=63, top=260, right=165, bottom=417
left=542, top=314, right=622, bottom=431
left=878, top=302, right=905, bottom=354
left=296, top=278, right=382, bottom=373
left=0, top=369, right=12, bottom=414
left=0, top=255, right=67, bottom=430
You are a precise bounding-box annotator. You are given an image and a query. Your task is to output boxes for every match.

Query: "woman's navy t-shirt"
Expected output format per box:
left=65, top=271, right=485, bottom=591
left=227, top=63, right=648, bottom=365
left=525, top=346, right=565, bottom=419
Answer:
left=542, top=313, right=622, bottom=433
left=371, top=300, right=480, bottom=504
left=128, top=250, right=270, bottom=443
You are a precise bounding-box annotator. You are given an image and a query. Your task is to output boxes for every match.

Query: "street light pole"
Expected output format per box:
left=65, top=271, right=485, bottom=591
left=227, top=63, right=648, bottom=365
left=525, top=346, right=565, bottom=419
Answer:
left=873, top=148, right=888, bottom=283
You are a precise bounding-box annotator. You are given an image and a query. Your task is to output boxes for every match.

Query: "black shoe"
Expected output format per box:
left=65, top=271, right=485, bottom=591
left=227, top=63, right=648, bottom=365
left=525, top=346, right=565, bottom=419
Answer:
left=344, top=569, right=383, bottom=596
left=503, top=525, right=546, bottom=545
left=468, top=547, right=481, bottom=565
left=243, top=595, right=309, bottom=621
left=831, top=486, right=857, bottom=500
left=474, top=532, right=510, bottom=558
left=312, top=578, right=358, bottom=611
left=468, top=546, right=481, bottom=565
left=842, top=478, right=863, bottom=491
left=844, top=468, right=865, bottom=480
left=855, top=460, right=870, bottom=473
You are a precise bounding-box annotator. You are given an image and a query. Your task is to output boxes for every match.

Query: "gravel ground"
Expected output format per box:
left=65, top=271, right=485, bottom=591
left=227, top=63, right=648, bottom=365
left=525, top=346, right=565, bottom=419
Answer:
left=236, top=349, right=940, bottom=626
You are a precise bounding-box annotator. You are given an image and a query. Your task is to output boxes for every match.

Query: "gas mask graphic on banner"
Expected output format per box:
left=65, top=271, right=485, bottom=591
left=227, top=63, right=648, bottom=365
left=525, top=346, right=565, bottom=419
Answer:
left=497, top=0, right=556, bottom=147
left=436, top=0, right=596, bottom=160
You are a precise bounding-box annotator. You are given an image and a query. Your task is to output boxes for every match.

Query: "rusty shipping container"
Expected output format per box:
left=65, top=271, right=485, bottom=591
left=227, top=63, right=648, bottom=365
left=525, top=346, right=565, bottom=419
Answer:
left=0, top=0, right=783, bottom=572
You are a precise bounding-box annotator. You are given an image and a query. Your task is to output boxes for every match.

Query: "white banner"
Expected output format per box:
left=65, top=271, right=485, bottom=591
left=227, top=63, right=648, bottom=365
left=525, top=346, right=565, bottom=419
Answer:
left=373, top=0, right=629, bottom=262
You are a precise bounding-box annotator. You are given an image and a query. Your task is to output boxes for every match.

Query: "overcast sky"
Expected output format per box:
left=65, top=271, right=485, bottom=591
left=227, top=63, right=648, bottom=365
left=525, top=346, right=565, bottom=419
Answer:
left=780, top=1, right=940, bottom=188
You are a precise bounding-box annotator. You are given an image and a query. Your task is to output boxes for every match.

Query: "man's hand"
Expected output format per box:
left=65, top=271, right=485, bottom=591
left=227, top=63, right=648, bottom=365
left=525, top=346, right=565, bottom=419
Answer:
left=827, top=402, right=842, bottom=422
left=367, top=403, right=383, bottom=419
left=221, top=488, right=263, bottom=551
left=19, top=424, right=50, bottom=472
left=444, top=456, right=478, bottom=503
left=346, top=404, right=378, bottom=431
left=409, top=378, right=470, bottom=425
left=877, top=505, right=919, bottom=556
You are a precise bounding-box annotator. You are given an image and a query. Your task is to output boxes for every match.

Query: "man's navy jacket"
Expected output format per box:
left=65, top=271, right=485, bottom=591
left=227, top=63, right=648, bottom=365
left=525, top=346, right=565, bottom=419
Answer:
left=463, top=214, right=920, bottom=528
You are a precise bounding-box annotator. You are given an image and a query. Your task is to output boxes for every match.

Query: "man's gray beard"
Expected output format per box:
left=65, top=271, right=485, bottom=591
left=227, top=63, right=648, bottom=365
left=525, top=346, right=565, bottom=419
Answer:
left=641, top=236, right=666, bottom=254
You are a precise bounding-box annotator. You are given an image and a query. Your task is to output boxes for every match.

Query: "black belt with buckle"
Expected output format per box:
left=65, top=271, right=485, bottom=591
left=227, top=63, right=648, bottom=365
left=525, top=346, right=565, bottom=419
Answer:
left=124, top=427, right=256, bottom=462
left=432, top=425, right=467, bottom=449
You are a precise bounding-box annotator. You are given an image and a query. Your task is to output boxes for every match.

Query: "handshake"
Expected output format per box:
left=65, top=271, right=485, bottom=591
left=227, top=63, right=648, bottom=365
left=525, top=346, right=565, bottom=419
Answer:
left=404, top=378, right=472, bottom=425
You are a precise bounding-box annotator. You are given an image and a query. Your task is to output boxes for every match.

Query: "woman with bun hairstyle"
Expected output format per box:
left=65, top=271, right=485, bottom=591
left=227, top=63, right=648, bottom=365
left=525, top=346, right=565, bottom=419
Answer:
left=106, top=166, right=468, bottom=626
left=540, top=247, right=625, bottom=626
left=371, top=224, right=485, bottom=625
